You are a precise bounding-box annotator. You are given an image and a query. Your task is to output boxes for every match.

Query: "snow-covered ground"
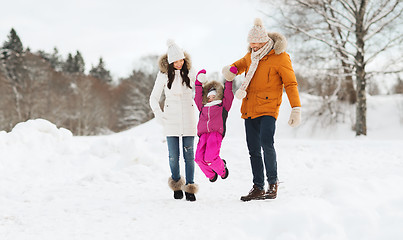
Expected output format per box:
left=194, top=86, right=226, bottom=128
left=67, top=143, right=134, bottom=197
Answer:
left=1, top=94, right=403, bottom=240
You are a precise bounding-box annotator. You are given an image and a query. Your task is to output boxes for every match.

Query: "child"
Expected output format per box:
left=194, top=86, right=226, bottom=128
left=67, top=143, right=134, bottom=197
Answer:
left=194, top=66, right=238, bottom=182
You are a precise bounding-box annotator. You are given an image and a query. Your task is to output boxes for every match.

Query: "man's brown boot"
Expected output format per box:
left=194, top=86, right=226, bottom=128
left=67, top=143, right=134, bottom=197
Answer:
left=265, top=182, right=278, bottom=199
left=240, top=184, right=265, bottom=201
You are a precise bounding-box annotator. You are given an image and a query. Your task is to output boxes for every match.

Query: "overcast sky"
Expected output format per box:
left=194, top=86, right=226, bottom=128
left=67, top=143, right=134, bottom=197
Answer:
left=0, top=0, right=270, bottom=79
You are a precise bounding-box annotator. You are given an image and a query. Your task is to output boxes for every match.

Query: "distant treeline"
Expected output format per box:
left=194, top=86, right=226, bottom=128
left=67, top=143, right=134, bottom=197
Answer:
left=0, top=28, right=158, bottom=135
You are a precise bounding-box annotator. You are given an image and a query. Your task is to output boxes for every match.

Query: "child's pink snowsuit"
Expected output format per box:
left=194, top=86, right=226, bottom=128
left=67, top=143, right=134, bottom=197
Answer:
left=194, top=77, right=234, bottom=179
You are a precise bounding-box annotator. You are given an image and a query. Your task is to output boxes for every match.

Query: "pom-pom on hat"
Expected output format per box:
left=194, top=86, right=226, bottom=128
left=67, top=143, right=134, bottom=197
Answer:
left=167, top=39, right=185, bottom=64
left=247, top=18, right=270, bottom=43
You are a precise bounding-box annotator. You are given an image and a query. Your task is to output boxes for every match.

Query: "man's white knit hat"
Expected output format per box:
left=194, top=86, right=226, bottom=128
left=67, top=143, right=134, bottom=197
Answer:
left=167, top=39, right=185, bottom=64
left=247, top=18, right=270, bottom=43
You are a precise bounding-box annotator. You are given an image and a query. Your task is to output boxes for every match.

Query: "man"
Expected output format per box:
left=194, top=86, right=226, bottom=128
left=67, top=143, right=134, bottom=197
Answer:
left=222, top=18, right=301, bottom=201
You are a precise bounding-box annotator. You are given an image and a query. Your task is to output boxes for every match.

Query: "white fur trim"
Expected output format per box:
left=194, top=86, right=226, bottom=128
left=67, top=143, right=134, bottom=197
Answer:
left=182, top=183, right=199, bottom=194
left=168, top=177, right=185, bottom=191
left=204, top=100, right=222, bottom=107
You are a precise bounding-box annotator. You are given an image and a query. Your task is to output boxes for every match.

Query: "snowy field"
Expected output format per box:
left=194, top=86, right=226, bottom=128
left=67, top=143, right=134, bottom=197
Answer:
left=1, top=94, right=403, bottom=240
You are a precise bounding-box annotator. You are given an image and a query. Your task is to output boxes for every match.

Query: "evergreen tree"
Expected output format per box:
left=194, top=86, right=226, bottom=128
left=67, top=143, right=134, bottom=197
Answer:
left=63, top=53, right=75, bottom=73
left=3, top=28, right=24, bottom=54
left=37, top=47, right=62, bottom=71
left=49, top=47, right=62, bottom=71
left=89, top=57, right=112, bottom=83
left=73, top=51, right=85, bottom=74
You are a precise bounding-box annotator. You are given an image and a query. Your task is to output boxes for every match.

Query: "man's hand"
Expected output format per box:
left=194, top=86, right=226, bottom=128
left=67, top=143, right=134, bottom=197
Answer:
left=288, top=107, right=301, bottom=127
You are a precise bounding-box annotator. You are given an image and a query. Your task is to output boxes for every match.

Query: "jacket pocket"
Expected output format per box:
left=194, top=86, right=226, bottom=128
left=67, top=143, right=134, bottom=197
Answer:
left=164, top=103, right=177, bottom=125
left=255, top=92, right=278, bottom=113
left=240, top=98, right=248, bottom=117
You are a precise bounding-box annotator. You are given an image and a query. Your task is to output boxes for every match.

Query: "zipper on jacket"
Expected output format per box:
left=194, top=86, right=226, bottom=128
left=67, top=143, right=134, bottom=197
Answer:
left=207, top=107, right=211, bottom=132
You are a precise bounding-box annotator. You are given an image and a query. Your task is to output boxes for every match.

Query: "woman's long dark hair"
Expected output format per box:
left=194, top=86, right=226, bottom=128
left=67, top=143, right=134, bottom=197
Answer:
left=167, top=60, right=192, bottom=89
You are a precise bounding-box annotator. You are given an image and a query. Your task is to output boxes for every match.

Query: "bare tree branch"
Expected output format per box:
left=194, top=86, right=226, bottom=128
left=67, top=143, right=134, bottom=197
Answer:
left=325, top=0, right=356, bottom=24
left=364, top=7, right=403, bottom=41
left=365, top=34, right=403, bottom=64
left=338, top=0, right=357, bottom=15
left=365, top=1, right=400, bottom=30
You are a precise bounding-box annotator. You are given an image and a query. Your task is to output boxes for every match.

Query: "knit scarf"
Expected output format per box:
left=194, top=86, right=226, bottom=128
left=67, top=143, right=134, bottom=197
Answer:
left=235, top=39, right=274, bottom=99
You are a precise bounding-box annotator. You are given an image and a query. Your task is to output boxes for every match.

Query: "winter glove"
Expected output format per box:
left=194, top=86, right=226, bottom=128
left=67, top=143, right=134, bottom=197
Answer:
left=222, top=65, right=238, bottom=81
left=235, top=89, right=247, bottom=100
left=288, top=107, right=301, bottom=127
left=196, top=69, right=207, bottom=84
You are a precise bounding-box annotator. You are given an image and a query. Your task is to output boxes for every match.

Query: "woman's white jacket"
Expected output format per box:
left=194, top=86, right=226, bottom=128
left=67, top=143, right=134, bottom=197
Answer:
left=149, top=53, right=197, bottom=137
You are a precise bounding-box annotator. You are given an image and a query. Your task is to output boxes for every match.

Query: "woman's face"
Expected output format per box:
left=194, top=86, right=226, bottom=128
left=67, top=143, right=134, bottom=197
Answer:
left=249, top=42, right=266, bottom=52
left=173, top=59, right=185, bottom=70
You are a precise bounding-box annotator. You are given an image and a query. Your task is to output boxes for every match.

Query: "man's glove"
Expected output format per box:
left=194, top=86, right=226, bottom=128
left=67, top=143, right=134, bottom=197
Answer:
left=288, top=107, right=301, bottom=127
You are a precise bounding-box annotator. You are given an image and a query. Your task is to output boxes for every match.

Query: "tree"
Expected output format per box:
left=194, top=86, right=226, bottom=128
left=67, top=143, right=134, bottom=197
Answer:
left=2, top=28, right=23, bottom=54
left=63, top=53, right=75, bottom=73
left=263, top=0, right=403, bottom=135
left=20, top=52, right=55, bottom=120
left=37, top=47, right=63, bottom=71
left=89, top=57, right=112, bottom=83
left=48, top=47, right=63, bottom=71
left=394, top=77, right=403, bottom=94
left=66, top=75, right=111, bottom=135
left=73, top=51, right=85, bottom=74
left=0, top=29, right=28, bottom=122
left=117, top=69, right=155, bottom=130
left=132, top=54, right=159, bottom=76
left=0, top=65, right=16, bottom=131
left=63, top=51, right=85, bottom=74
left=0, top=29, right=158, bottom=135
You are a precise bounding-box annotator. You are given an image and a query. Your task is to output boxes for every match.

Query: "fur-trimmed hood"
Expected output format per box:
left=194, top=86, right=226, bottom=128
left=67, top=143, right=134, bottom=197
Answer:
left=202, top=81, right=224, bottom=105
left=248, top=32, right=287, bottom=55
left=158, top=52, right=192, bottom=74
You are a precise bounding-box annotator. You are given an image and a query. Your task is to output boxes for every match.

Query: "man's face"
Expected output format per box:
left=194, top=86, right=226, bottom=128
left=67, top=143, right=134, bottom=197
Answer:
left=249, top=42, right=266, bottom=52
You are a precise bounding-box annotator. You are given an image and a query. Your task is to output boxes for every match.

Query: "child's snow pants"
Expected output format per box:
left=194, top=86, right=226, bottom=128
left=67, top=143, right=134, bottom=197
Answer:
left=195, top=132, right=226, bottom=179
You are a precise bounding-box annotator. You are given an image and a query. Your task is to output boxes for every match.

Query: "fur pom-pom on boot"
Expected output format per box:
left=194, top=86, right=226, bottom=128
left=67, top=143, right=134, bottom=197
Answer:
left=182, top=183, right=199, bottom=202
left=168, top=177, right=185, bottom=199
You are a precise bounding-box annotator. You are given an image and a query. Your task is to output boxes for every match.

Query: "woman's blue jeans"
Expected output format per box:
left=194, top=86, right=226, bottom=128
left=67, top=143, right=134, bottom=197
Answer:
left=166, top=136, right=195, bottom=184
left=245, top=116, right=277, bottom=190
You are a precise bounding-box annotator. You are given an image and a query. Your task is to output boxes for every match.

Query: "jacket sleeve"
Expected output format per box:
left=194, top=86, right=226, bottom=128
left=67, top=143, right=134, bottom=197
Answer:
left=222, top=81, right=234, bottom=111
left=189, top=68, right=196, bottom=86
left=231, top=53, right=249, bottom=75
left=149, top=72, right=166, bottom=120
left=278, top=53, right=301, bottom=108
left=194, top=79, right=203, bottom=111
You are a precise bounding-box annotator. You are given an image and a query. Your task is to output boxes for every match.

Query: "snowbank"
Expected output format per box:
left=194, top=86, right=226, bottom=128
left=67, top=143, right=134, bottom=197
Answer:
left=1, top=95, right=403, bottom=240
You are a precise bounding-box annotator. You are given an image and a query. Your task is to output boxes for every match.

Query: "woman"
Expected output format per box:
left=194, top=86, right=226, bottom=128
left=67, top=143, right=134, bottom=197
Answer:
left=149, top=40, right=198, bottom=201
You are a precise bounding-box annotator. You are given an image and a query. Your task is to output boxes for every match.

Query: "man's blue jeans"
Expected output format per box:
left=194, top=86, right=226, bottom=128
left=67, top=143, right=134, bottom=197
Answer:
left=245, top=116, right=277, bottom=190
left=166, top=136, right=195, bottom=184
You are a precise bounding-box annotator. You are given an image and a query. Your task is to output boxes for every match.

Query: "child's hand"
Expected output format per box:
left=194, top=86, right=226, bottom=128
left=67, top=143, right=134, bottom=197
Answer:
left=222, top=65, right=237, bottom=81
left=196, top=69, right=207, bottom=83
